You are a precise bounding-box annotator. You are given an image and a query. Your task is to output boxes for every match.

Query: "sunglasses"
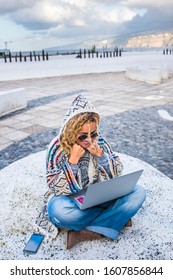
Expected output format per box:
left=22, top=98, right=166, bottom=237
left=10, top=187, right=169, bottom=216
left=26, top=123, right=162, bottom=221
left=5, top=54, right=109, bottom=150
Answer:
left=77, top=131, right=98, bottom=142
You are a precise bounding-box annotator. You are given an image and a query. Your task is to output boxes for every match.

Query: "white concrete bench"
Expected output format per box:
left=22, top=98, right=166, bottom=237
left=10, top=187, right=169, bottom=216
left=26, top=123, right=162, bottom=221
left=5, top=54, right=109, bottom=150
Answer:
left=126, top=67, right=161, bottom=84
left=0, top=88, right=27, bottom=117
left=125, top=67, right=171, bottom=84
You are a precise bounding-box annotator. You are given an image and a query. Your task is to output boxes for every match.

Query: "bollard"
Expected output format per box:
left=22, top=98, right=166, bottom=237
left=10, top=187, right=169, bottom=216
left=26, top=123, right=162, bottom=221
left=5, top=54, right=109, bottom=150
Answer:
left=42, top=49, right=45, bottom=61
left=79, top=49, right=82, bottom=58
left=38, top=54, right=40, bottom=61
left=15, top=55, right=17, bottom=62
left=4, top=53, right=7, bottom=63
left=30, top=52, right=32, bottom=62
left=33, top=51, right=37, bottom=61
left=19, top=52, right=22, bottom=62
left=46, top=52, right=49, bottom=60
left=84, top=49, right=86, bottom=58
left=9, top=52, right=12, bottom=63
left=24, top=56, right=27, bottom=62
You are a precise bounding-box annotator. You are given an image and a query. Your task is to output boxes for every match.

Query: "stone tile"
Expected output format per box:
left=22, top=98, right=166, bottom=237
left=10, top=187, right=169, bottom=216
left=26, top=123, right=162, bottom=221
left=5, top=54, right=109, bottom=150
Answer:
left=13, top=122, right=32, bottom=130
left=28, top=117, right=46, bottom=125
left=29, top=110, right=51, bottom=117
left=0, top=118, right=20, bottom=126
left=3, top=130, right=30, bottom=141
left=47, top=112, right=66, bottom=120
left=0, top=136, right=13, bottom=146
left=13, top=114, right=35, bottom=121
left=0, top=127, right=16, bottom=136
left=42, top=119, right=62, bottom=128
left=32, top=105, right=53, bottom=111
left=48, top=102, right=69, bottom=109
left=22, top=124, right=47, bottom=134
left=40, top=106, right=60, bottom=113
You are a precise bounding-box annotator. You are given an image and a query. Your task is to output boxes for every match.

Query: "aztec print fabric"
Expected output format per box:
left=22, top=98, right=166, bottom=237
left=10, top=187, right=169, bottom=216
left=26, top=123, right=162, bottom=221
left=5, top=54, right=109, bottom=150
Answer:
left=35, top=95, right=123, bottom=238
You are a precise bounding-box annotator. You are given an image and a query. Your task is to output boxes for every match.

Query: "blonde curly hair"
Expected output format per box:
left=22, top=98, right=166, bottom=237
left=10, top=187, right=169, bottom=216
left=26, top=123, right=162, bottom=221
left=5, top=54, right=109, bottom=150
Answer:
left=60, top=112, right=100, bottom=154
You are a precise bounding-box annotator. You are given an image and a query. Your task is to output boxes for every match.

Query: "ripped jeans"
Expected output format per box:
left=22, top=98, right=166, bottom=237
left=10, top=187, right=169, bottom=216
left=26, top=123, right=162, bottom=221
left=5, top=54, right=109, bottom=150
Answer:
left=47, top=184, right=146, bottom=240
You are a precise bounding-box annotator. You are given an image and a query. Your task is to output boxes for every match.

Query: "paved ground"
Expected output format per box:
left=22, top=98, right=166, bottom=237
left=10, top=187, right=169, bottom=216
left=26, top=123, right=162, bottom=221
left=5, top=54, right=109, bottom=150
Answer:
left=0, top=72, right=173, bottom=179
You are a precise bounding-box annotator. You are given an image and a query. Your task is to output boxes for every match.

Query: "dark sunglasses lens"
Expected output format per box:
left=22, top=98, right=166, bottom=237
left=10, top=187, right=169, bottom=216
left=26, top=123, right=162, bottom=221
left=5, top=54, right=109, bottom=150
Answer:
left=78, top=134, right=88, bottom=141
left=91, top=132, right=98, bottom=138
left=78, top=132, right=98, bottom=141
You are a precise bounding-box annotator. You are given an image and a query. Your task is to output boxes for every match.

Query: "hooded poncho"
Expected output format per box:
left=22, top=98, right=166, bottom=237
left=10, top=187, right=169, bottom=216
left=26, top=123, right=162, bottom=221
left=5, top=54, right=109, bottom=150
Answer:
left=35, top=95, right=123, bottom=238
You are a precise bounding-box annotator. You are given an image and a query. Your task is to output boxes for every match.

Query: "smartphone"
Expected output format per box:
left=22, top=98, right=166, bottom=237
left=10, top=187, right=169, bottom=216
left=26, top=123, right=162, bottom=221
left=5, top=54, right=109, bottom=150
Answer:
left=23, top=233, right=44, bottom=254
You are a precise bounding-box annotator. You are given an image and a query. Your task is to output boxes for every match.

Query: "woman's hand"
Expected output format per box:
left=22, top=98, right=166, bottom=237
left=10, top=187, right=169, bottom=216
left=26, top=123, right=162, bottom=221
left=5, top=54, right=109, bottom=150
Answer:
left=69, top=143, right=85, bottom=164
left=86, top=139, right=104, bottom=157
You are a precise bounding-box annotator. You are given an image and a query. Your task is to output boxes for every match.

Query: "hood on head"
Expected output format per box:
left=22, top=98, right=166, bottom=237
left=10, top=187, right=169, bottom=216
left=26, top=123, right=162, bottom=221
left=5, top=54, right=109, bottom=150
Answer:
left=59, top=94, right=100, bottom=137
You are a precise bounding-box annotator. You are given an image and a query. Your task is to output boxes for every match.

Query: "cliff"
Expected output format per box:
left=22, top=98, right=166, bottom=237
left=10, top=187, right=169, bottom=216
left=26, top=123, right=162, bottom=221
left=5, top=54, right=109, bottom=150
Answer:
left=126, top=33, right=173, bottom=48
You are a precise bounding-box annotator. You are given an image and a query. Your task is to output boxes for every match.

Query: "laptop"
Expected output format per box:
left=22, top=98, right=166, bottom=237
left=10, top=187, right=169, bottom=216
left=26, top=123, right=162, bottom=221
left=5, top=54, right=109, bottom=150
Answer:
left=69, top=170, right=143, bottom=210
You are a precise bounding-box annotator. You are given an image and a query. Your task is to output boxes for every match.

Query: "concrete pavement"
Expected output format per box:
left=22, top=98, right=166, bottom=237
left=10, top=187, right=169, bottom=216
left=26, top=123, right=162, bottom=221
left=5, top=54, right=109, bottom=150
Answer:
left=0, top=72, right=173, bottom=151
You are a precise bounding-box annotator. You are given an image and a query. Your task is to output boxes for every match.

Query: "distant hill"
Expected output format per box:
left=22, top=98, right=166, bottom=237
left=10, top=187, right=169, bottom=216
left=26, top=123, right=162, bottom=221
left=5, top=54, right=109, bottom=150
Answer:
left=126, top=32, right=173, bottom=48
left=45, top=34, right=128, bottom=53
left=45, top=32, right=173, bottom=52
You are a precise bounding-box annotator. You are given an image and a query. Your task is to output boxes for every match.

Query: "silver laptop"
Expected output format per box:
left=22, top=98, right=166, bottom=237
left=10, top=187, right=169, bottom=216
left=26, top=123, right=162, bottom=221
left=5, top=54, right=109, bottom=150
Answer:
left=69, top=170, right=143, bottom=210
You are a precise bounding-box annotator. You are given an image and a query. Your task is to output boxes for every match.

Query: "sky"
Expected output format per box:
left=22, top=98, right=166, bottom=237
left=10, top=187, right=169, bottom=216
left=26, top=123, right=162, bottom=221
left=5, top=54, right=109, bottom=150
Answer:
left=0, top=0, right=173, bottom=52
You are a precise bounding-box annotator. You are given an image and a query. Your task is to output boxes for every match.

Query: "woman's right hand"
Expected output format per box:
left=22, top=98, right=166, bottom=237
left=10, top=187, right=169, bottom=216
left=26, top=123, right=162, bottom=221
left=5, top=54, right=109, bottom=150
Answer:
left=69, top=143, right=85, bottom=164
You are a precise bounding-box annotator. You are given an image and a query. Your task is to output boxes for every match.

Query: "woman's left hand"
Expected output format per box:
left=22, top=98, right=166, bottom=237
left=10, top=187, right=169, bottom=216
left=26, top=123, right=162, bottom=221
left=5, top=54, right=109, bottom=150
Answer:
left=86, top=139, right=104, bottom=157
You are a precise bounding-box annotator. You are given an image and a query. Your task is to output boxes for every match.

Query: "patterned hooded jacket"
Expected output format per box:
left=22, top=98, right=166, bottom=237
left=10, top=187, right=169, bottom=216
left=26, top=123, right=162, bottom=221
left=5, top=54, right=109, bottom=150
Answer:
left=35, top=95, right=123, bottom=238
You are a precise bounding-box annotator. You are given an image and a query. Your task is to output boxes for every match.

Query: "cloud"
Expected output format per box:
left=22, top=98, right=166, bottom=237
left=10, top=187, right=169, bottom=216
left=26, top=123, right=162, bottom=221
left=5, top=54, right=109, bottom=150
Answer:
left=0, top=0, right=35, bottom=14
left=120, top=5, right=173, bottom=36
left=0, top=0, right=140, bottom=31
left=0, top=0, right=173, bottom=50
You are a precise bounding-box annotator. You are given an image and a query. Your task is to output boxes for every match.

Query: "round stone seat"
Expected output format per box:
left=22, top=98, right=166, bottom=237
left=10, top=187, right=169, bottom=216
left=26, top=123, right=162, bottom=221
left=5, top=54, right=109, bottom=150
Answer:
left=0, top=151, right=172, bottom=259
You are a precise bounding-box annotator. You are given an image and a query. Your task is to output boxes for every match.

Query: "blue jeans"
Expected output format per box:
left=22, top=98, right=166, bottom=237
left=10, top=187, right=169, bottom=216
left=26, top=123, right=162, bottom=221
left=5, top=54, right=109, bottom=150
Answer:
left=47, top=184, right=146, bottom=240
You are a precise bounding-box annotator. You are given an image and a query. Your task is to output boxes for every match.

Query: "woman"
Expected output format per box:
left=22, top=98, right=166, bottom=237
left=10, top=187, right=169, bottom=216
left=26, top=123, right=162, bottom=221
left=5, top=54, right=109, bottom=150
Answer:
left=36, top=95, right=146, bottom=249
